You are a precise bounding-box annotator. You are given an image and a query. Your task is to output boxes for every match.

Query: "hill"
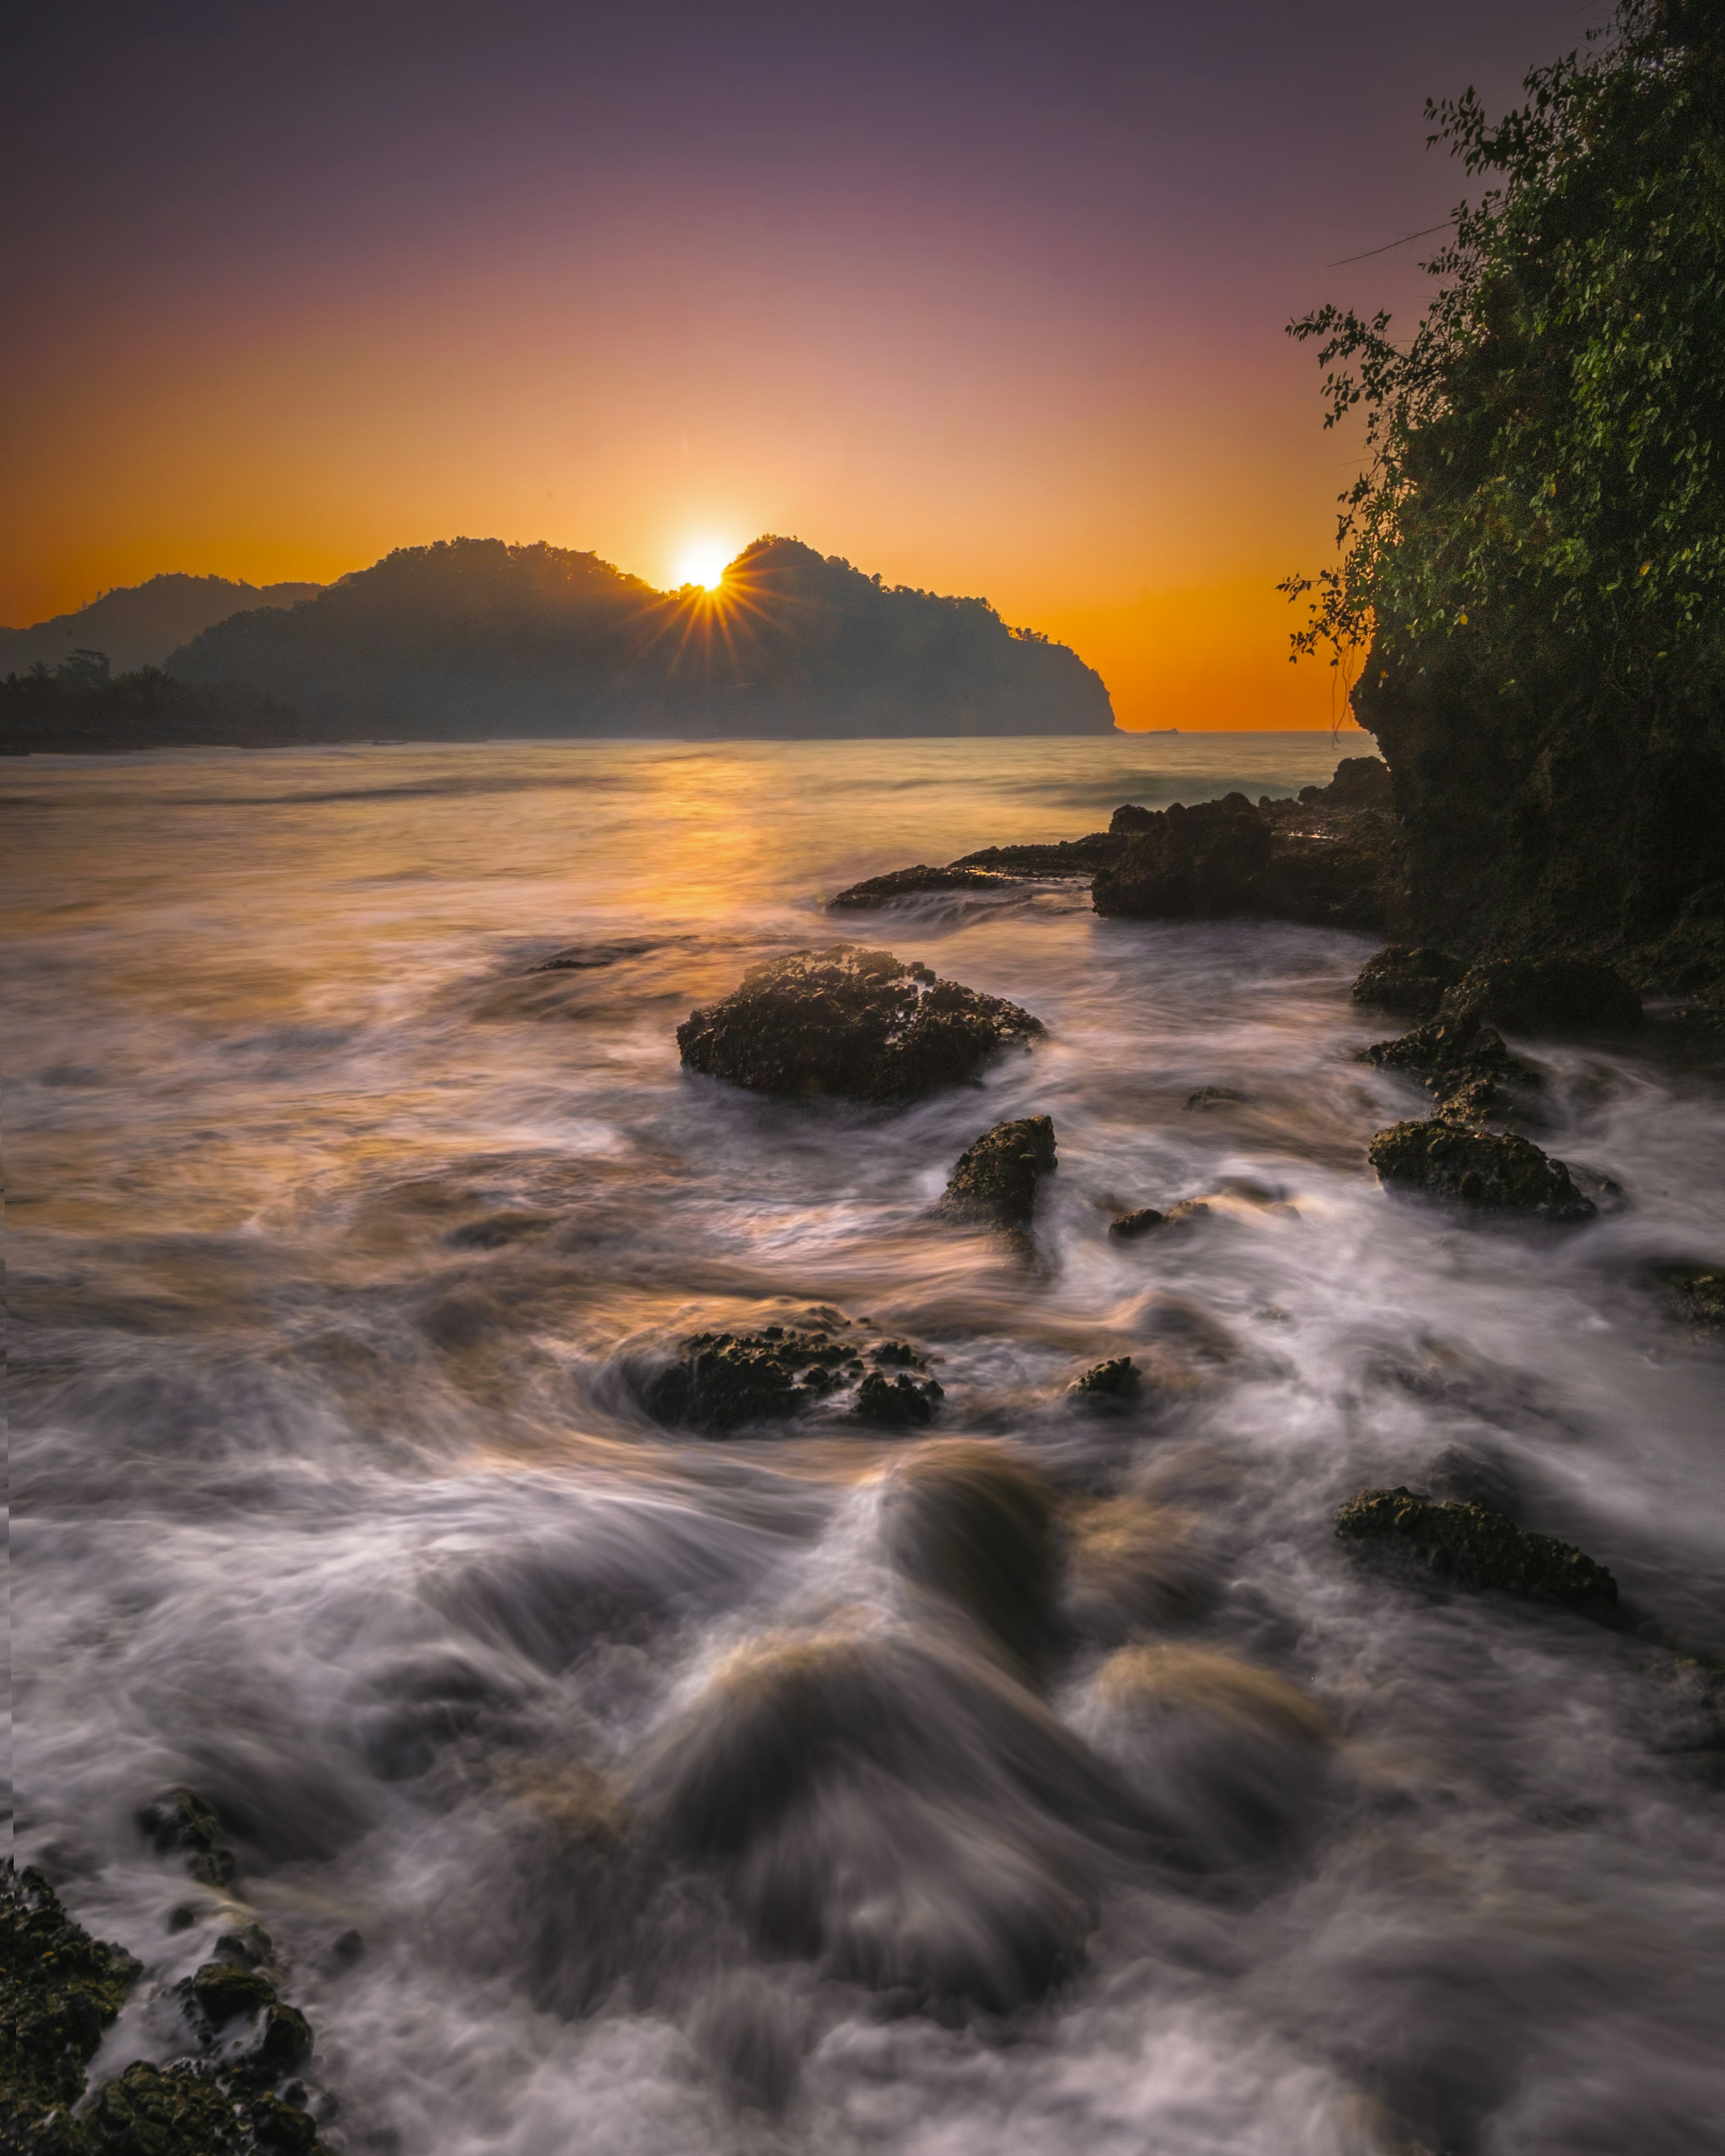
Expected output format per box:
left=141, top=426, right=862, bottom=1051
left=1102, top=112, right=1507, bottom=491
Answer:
left=165, top=536, right=1115, bottom=740
left=0, top=572, right=322, bottom=674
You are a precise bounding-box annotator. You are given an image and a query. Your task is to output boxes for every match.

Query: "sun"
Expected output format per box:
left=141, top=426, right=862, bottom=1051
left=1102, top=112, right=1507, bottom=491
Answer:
left=675, top=540, right=732, bottom=592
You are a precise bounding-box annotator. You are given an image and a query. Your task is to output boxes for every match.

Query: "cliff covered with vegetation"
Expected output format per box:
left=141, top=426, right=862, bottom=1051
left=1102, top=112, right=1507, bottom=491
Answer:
left=1287, top=0, right=1725, bottom=1002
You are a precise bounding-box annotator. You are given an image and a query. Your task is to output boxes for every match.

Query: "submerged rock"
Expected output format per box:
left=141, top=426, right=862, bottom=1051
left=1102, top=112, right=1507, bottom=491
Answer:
left=644, top=1320, right=942, bottom=1435
left=940, top=1114, right=1057, bottom=1226
left=1109, top=1207, right=1166, bottom=1238
left=1368, top=1119, right=1593, bottom=1217
left=1336, top=1485, right=1617, bottom=1609
left=137, top=1786, right=237, bottom=1890
left=677, top=945, right=1042, bottom=1101
left=1074, top=1644, right=1330, bottom=1866
left=1072, top=1356, right=1141, bottom=1402
left=882, top=1441, right=1059, bottom=1666
left=1440, top=956, right=1643, bottom=1033
left=828, top=864, right=1015, bottom=909
left=1352, top=945, right=1467, bottom=1020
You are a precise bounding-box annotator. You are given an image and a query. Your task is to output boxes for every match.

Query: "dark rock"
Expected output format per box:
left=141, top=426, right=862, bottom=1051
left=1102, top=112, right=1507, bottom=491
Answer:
left=829, top=864, right=1015, bottom=909
left=1336, top=1485, right=1617, bottom=1608
left=1351, top=945, right=1467, bottom=1020
left=940, top=1114, right=1057, bottom=1226
left=1109, top=1201, right=1207, bottom=1237
left=854, top=1371, right=944, bottom=1427
left=1090, top=794, right=1271, bottom=919
left=949, top=832, right=1124, bottom=876
left=137, top=1787, right=236, bottom=1889
left=1441, top=956, right=1643, bottom=1033
left=212, top=1924, right=273, bottom=1969
left=1073, top=1356, right=1141, bottom=1400
left=677, top=945, right=1042, bottom=1101
left=1361, top=1009, right=1540, bottom=1119
left=86, top=2060, right=322, bottom=2156
left=328, top=1930, right=365, bottom=1969
left=185, top=1960, right=278, bottom=2026
left=1, top=1862, right=142, bottom=2146
left=1353, top=635, right=1725, bottom=1005
left=644, top=1328, right=857, bottom=1433
left=645, top=1317, right=942, bottom=1436
left=1300, top=755, right=1393, bottom=811
left=1109, top=803, right=1158, bottom=833
left=1368, top=1119, right=1594, bottom=1217
left=882, top=1441, right=1058, bottom=1665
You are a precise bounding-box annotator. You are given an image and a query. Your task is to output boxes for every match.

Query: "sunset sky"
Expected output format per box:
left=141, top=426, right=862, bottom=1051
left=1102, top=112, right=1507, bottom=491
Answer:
left=6, top=0, right=1604, bottom=729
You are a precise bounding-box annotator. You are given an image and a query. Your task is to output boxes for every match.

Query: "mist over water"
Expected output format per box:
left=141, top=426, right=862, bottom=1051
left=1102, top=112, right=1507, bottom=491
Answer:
left=8, top=734, right=1725, bottom=2156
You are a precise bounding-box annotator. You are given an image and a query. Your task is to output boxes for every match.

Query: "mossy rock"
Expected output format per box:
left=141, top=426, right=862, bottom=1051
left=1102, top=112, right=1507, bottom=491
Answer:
left=676, top=945, right=1042, bottom=1101
left=1351, top=945, right=1466, bottom=1020
left=1, top=1863, right=142, bottom=2144
left=644, top=1319, right=941, bottom=1435
left=1336, top=1485, right=1616, bottom=1608
left=1361, top=1009, right=1539, bottom=1105
left=1368, top=1118, right=1593, bottom=1217
left=940, top=1115, right=1057, bottom=1226
left=85, top=2061, right=320, bottom=2156
left=1441, top=956, right=1642, bottom=1033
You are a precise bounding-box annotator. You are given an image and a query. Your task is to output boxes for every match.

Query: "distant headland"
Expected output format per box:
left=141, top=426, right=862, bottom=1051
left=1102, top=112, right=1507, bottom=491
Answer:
left=0, top=537, right=1116, bottom=753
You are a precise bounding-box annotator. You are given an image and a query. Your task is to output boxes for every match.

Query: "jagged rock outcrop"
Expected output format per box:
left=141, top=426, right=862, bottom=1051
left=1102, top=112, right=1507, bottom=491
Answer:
left=1368, top=1118, right=1593, bottom=1217
left=1092, top=769, right=1403, bottom=929
left=1352, top=945, right=1467, bottom=1020
left=677, top=946, right=1041, bottom=1100
left=1336, top=1485, right=1617, bottom=1608
left=939, top=1115, right=1058, bottom=1226
left=1361, top=1009, right=1542, bottom=1123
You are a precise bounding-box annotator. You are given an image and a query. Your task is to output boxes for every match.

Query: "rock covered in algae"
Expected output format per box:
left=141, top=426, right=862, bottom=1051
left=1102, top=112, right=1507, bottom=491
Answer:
left=1336, top=1485, right=1617, bottom=1608
left=645, top=1320, right=941, bottom=1435
left=1368, top=1118, right=1593, bottom=1218
left=677, top=945, right=1042, bottom=1100
left=939, top=1114, right=1057, bottom=1226
left=0, top=1861, right=327, bottom=2156
left=0, top=1862, right=142, bottom=2147
left=1352, top=945, right=1467, bottom=1020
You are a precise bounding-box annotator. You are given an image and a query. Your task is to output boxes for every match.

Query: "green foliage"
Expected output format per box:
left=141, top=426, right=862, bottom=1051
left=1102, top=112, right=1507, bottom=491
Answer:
left=1283, top=2, right=1725, bottom=699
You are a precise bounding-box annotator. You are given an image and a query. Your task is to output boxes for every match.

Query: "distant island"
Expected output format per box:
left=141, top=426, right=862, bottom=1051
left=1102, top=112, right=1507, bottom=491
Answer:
left=1, top=537, right=1115, bottom=752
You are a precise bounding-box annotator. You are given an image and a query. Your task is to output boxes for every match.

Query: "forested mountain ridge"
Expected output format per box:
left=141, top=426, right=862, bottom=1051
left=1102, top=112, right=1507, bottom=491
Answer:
left=0, top=572, right=322, bottom=674
left=165, top=535, right=1115, bottom=738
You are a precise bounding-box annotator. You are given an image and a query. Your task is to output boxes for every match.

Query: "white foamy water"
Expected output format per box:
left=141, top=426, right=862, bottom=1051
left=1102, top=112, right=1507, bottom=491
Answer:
left=7, top=733, right=1725, bottom=2156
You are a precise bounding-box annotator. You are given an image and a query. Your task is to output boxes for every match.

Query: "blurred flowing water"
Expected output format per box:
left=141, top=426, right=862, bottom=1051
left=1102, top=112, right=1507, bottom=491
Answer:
left=6, top=733, right=1725, bottom=2156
